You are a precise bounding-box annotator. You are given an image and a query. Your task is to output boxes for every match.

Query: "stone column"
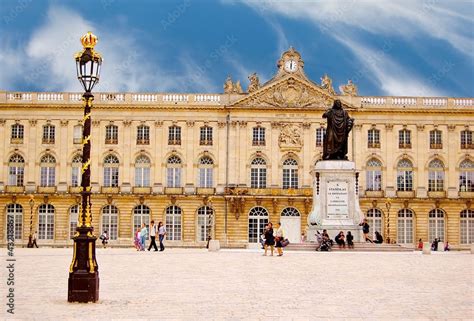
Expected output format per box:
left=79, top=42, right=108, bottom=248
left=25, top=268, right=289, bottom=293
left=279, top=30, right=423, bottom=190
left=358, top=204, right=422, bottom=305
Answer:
left=58, top=120, right=69, bottom=192
left=26, top=120, right=38, bottom=192
left=121, top=120, right=132, bottom=193
left=153, top=121, right=163, bottom=194
left=416, top=125, right=427, bottom=198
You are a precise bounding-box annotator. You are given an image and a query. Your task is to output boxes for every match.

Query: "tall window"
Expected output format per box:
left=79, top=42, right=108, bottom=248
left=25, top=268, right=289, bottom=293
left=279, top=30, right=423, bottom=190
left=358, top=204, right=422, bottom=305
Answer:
left=11, top=123, right=24, bottom=143
left=399, top=128, right=411, bottom=148
left=42, top=124, right=55, bottom=144
left=316, top=127, right=326, bottom=147
left=200, top=126, right=213, bottom=145
left=459, top=159, right=474, bottom=192
left=248, top=207, right=269, bottom=243
left=105, top=124, right=118, bottom=144
left=429, top=129, right=442, bottom=149
left=166, top=205, right=182, bottom=241
left=197, top=206, right=213, bottom=242
left=428, top=209, right=445, bottom=242
left=133, top=205, right=150, bottom=237
left=460, top=209, right=474, bottom=244
left=69, top=205, right=78, bottom=239
left=460, top=130, right=473, bottom=149
left=166, top=155, right=182, bottom=187
left=137, top=125, right=150, bottom=145
left=198, top=157, right=214, bottom=188
left=428, top=159, right=444, bottom=192
left=103, top=155, right=119, bottom=187
left=40, top=154, right=56, bottom=187
left=250, top=157, right=267, bottom=188
left=135, top=155, right=151, bottom=187
left=368, top=128, right=380, bottom=148
left=6, top=204, right=23, bottom=240
left=102, top=205, right=118, bottom=240
left=367, top=208, right=383, bottom=239
left=366, top=158, right=382, bottom=191
left=252, top=127, right=265, bottom=146
left=397, top=159, right=413, bottom=191
left=397, top=209, right=413, bottom=244
left=73, top=125, right=83, bottom=144
left=38, top=204, right=54, bottom=240
left=8, top=154, right=25, bottom=186
left=168, top=126, right=181, bottom=145
left=71, top=154, right=82, bottom=187
left=282, top=158, right=298, bottom=189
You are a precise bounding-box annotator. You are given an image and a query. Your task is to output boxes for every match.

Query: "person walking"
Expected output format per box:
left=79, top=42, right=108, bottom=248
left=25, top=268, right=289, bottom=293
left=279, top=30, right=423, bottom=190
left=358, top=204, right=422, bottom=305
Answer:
left=346, top=231, right=354, bottom=249
left=139, top=223, right=147, bottom=251
left=274, top=222, right=285, bottom=256
left=32, top=231, right=38, bottom=248
left=359, top=219, right=374, bottom=243
left=100, top=230, right=109, bottom=248
left=263, top=222, right=275, bottom=256
left=147, top=220, right=158, bottom=251
left=158, top=221, right=167, bottom=251
left=134, top=228, right=141, bottom=251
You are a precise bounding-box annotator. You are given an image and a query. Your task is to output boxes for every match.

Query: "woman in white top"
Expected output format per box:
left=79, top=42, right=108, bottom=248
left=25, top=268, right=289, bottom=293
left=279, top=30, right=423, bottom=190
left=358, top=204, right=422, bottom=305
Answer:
left=274, top=222, right=285, bottom=256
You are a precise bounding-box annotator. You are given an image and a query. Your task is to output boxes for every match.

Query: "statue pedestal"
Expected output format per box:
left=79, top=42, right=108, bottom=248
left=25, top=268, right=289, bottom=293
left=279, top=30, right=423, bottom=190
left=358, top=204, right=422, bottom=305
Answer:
left=307, top=161, right=364, bottom=242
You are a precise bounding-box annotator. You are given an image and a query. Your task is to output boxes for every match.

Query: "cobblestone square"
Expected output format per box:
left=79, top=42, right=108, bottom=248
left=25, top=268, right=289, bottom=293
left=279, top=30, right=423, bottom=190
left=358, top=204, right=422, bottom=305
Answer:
left=2, top=248, right=473, bottom=320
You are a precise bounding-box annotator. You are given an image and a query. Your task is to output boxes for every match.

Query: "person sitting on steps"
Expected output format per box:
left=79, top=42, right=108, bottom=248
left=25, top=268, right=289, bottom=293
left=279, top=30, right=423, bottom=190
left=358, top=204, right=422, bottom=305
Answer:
left=374, top=231, right=384, bottom=244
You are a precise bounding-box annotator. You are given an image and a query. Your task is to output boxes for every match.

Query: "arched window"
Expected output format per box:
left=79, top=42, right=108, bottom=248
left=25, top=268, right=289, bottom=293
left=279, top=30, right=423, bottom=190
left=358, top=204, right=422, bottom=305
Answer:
left=105, top=124, right=118, bottom=144
left=281, top=207, right=300, bottom=217
left=133, top=205, right=150, bottom=237
left=282, top=158, right=298, bottom=189
left=40, top=154, right=56, bottom=187
left=368, top=128, right=380, bottom=148
left=366, top=158, right=382, bottom=191
left=316, top=127, right=326, bottom=147
left=428, top=159, right=444, bottom=192
left=198, top=157, right=214, bottom=188
left=429, top=209, right=445, bottom=242
left=459, top=159, right=474, bottom=192
left=460, top=209, right=474, bottom=244
left=248, top=207, right=269, bottom=243
left=366, top=208, right=383, bottom=239
left=250, top=157, right=267, bottom=188
left=38, top=204, right=55, bottom=240
left=103, top=155, right=119, bottom=187
left=397, top=209, right=413, bottom=244
left=71, top=154, right=82, bottom=187
left=69, top=205, right=79, bottom=239
left=6, top=204, right=23, bottom=240
left=166, top=155, right=182, bottom=188
left=137, top=124, right=150, bottom=145
left=135, top=155, right=151, bottom=187
left=8, top=154, right=25, bottom=186
left=102, top=205, right=118, bottom=240
left=197, top=206, right=213, bottom=242
left=397, top=159, right=413, bottom=191
left=166, top=205, right=182, bottom=241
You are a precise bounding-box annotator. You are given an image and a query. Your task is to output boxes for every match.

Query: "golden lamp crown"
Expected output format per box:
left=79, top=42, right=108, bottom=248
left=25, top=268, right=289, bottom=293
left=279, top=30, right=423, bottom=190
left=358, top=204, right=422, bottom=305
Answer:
left=80, top=31, right=98, bottom=49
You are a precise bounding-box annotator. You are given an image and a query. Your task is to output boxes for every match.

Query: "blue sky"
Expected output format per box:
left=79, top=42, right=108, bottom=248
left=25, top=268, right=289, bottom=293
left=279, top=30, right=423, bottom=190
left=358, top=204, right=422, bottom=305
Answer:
left=0, top=0, right=473, bottom=97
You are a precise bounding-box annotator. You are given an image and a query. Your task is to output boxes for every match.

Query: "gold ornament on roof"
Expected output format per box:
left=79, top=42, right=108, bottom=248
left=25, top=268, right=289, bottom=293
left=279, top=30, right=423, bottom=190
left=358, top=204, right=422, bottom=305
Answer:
left=320, top=74, right=336, bottom=95
left=339, top=79, right=358, bottom=96
left=80, top=31, right=98, bottom=49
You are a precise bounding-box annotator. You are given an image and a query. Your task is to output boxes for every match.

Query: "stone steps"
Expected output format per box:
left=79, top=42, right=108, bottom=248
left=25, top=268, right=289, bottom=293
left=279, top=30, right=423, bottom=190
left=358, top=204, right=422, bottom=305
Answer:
left=285, top=242, right=414, bottom=252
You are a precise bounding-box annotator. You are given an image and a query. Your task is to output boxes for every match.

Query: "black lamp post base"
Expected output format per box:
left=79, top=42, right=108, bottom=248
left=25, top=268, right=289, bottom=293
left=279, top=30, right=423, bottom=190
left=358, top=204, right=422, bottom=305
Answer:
left=27, top=235, right=33, bottom=248
left=68, top=270, right=99, bottom=303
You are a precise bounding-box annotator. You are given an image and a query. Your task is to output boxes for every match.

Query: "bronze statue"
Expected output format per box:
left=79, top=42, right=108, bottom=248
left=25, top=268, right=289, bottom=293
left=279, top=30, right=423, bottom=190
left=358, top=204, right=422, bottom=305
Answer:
left=322, top=99, right=354, bottom=160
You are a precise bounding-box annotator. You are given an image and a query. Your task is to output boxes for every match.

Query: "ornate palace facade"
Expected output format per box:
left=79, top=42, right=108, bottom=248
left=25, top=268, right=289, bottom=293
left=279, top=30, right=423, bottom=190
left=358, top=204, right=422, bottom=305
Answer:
left=1, top=48, right=473, bottom=248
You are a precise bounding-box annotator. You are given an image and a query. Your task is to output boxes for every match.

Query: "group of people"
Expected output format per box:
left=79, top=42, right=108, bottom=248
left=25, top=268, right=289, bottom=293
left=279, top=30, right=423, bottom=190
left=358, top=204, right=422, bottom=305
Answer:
left=259, top=222, right=288, bottom=256
left=134, top=221, right=167, bottom=252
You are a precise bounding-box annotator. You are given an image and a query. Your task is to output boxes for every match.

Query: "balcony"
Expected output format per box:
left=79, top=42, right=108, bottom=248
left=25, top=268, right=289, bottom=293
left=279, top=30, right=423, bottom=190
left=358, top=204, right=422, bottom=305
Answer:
left=37, top=186, right=57, bottom=193
left=168, top=139, right=181, bottom=145
left=10, top=138, right=23, bottom=144
left=133, top=187, right=151, bottom=194
left=396, top=190, right=415, bottom=198
left=428, top=191, right=445, bottom=198
left=368, top=142, right=380, bottom=149
left=196, top=187, right=215, bottom=195
left=430, top=143, right=443, bottom=149
left=399, top=143, right=411, bottom=149
left=252, top=140, right=265, bottom=146
left=365, top=190, right=384, bottom=198
left=42, top=138, right=55, bottom=144
left=459, top=191, right=474, bottom=199
left=101, top=187, right=119, bottom=194
left=461, top=143, right=474, bottom=149
left=136, top=139, right=150, bottom=145
left=165, top=187, right=183, bottom=195
left=6, top=186, right=25, bottom=193
left=69, top=186, right=82, bottom=194
left=105, top=138, right=118, bottom=144
left=199, top=139, right=213, bottom=146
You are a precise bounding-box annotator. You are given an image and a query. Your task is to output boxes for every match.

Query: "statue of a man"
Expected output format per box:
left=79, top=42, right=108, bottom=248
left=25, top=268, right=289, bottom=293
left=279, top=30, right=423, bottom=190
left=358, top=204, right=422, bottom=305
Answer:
left=322, top=99, right=354, bottom=160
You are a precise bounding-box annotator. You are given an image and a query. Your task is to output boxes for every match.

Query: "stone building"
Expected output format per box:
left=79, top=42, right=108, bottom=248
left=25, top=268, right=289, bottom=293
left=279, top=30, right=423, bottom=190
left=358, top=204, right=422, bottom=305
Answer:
left=1, top=48, right=473, bottom=248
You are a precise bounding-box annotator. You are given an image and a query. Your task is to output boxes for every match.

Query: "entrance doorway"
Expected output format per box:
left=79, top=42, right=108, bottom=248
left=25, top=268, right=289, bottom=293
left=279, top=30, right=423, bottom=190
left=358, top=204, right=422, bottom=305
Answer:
left=280, top=207, right=301, bottom=243
left=248, top=207, right=269, bottom=243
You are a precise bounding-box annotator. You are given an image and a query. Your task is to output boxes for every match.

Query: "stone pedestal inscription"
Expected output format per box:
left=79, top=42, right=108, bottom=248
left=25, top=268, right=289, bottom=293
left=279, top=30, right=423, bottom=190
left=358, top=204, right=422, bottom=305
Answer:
left=327, top=181, right=349, bottom=218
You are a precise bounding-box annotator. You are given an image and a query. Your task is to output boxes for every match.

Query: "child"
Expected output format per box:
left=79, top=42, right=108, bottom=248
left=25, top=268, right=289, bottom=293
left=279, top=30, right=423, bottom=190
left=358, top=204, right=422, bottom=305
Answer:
left=417, top=238, right=423, bottom=250
left=346, top=231, right=354, bottom=249
left=134, top=228, right=141, bottom=251
left=100, top=230, right=109, bottom=248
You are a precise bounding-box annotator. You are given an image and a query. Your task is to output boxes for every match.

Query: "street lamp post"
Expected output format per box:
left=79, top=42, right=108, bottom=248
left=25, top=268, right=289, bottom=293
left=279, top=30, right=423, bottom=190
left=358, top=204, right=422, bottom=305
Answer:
left=385, top=199, right=392, bottom=244
left=27, top=196, right=34, bottom=248
left=68, top=31, right=102, bottom=303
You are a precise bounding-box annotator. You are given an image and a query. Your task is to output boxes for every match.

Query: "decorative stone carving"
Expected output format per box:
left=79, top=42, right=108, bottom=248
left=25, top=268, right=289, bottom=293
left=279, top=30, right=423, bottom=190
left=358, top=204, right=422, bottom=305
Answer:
left=224, top=76, right=243, bottom=94
left=29, top=120, right=37, bottom=127
left=247, top=73, right=260, bottom=93
left=60, top=120, right=69, bottom=127
left=302, top=122, right=311, bottom=129
left=417, top=124, right=425, bottom=131
left=448, top=124, right=456, bottom=131
left=278, top=123, right=303, bottom=150
left=154, top=120, right=163, bottom=127
left=385, top=124, right=394, bottom=130
left=321, top=74, right=336, bottom=95
left=0, top=119, right=5, bottom=126
left=186, top=121, right=195, bottom=127
left=339, top=79, right=358, bottom=96
left=123, top=120, right=132, bottom=127
left=238, top=121, right=247, bottom=128
left=92, top=120, right=100, bottom=127
left=217, top=121, right=226, bottom=128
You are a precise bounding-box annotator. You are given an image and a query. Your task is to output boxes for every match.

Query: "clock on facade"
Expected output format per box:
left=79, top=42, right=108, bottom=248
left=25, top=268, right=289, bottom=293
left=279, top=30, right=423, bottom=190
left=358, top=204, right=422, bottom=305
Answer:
left=284, top=59, right=298, bottom=72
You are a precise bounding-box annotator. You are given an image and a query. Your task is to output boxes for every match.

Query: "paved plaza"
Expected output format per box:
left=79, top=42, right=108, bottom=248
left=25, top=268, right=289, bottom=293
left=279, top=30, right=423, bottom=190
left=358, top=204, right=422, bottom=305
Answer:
left=2, top=248, right=473, bottom=320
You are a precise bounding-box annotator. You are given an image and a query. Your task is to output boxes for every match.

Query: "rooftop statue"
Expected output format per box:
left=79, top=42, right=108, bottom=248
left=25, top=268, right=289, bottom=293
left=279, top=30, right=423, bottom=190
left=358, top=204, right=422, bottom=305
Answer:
left=322, top=99, right=354, bottom=160
left=247, top=72, right=260, bottom=93
left=321, top=74, right=336, bottom=95
left=339, top=79, right=358, bottom=96
left=224, top=76, right=243, bottom=94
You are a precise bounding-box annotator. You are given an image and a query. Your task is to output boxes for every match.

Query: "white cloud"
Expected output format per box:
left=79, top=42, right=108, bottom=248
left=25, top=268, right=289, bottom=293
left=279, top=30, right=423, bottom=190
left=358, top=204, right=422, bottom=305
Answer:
left=0, top=5, right=217, bottom=93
